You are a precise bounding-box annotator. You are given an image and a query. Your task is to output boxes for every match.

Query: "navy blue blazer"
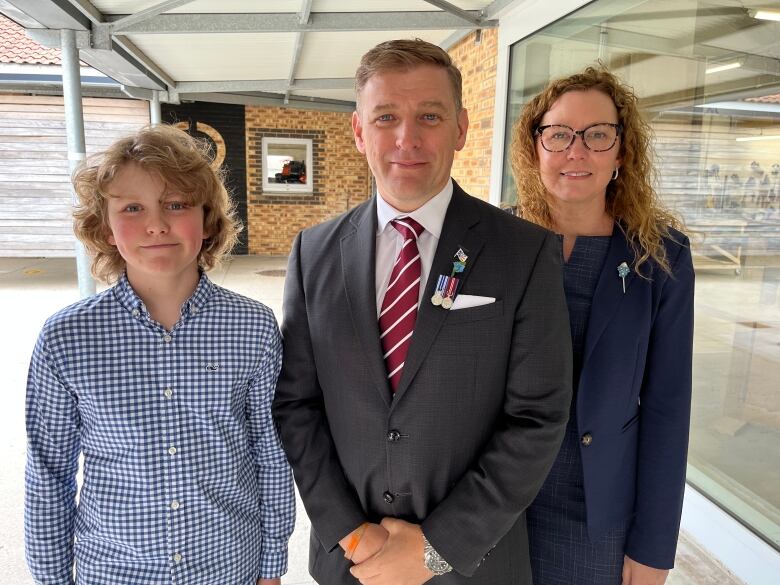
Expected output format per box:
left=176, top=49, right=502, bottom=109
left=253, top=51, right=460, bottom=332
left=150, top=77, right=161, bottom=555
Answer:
left=577, top=223, right=694, bottom=570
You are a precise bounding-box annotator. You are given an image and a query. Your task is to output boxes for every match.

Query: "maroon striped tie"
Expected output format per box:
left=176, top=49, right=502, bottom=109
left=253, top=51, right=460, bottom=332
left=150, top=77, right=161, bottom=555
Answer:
left=379, top=218, right=423, bottom=392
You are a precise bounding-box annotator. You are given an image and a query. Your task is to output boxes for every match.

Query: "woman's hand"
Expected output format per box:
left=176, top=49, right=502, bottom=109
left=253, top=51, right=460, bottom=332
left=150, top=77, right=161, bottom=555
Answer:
left=622, top=555, right=669, bottom=585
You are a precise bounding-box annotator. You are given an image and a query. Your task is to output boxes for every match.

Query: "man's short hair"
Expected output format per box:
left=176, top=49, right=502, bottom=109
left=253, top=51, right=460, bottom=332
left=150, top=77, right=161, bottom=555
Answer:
left=72, top=124, right=241, bottom=283
left=355, top=38, right=463, bottom=112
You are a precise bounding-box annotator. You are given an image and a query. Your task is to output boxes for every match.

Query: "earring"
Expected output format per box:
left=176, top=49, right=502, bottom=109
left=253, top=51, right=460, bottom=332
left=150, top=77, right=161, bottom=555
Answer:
left=612, top=167, right=619, bottom=181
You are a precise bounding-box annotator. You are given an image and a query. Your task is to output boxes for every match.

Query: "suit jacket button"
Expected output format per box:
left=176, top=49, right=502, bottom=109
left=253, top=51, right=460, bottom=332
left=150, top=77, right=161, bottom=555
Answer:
left=383, top=491, right=394, bottom=504
left=387, top=430, right=401, bottom=442
left=581, top=432, right=593, bottom=446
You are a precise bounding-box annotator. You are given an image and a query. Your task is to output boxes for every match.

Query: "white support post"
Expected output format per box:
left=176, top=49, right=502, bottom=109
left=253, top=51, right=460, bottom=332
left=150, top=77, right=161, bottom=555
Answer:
left=61, top=28, right=96, bottom=298
left=150, top=90, right=161, bottom=124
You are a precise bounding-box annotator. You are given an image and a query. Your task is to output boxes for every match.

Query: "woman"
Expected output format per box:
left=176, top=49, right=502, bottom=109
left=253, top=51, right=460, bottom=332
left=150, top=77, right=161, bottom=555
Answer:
left=511, top=67, right=694, bottom=585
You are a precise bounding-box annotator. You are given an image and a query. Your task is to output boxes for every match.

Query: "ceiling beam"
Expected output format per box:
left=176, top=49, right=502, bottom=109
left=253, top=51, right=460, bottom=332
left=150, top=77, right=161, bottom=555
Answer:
left=26, top=27, right=90, bottom=48
left=176, top=78, right=353, bottom=94
left=287, top=32, right=306, bottom=87
left=483, top=0, right=520, bottom=18
left=285, top=0, right=313, bottom=103
left=109, top=11, right=497, bottom=34
left=111, top=0, right=196, bottom=30
left=299, top=0, right=312, bottom=26
left=422, top=0, right=483, bottom=26
left=551, top=25, right=780, bottom=77
left=65, top=0, right=104, bottom=25
left=641, top=75, right=780, bottom=112
left=184, top=91, right=355, bottom=113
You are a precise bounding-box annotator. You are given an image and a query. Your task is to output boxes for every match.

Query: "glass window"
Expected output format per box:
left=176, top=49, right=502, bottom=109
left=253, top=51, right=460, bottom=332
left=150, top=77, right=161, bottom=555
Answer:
left=503, top=0, right=780, bottom=549
left=262, top=137, right=313, bottom=193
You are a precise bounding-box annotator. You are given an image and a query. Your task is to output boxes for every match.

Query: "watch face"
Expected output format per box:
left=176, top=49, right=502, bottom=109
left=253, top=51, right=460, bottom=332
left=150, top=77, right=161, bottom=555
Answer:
left=428, top=557, right=450, bottom=573
left=423, top=535, right=452, bottom=575
left=425, top=550, right=452, bottom=575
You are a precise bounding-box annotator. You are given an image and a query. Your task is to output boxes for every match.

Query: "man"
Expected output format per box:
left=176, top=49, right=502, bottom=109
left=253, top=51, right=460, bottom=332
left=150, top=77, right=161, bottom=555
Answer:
left=273, top=39, right=572, bottom=585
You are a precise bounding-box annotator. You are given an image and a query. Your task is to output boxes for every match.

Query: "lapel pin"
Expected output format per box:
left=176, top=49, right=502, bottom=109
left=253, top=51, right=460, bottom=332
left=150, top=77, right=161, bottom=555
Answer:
left=617, top=261, right=630, bottom=294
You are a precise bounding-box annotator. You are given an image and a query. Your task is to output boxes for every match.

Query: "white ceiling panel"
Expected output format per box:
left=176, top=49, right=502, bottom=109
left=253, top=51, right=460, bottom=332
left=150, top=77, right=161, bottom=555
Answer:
left=128, top=32, right=297, bottom=80
left=295, top=29, right=454, bottom=79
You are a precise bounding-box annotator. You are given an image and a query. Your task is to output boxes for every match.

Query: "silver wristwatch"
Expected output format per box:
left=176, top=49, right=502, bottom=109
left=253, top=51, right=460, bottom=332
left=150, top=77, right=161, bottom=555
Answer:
left=422, top=533, right=452, bottom=575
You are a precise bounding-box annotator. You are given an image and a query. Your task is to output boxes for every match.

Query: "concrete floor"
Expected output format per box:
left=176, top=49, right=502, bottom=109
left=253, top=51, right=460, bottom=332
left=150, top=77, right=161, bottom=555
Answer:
left=0, top=255, right=752, bottom=584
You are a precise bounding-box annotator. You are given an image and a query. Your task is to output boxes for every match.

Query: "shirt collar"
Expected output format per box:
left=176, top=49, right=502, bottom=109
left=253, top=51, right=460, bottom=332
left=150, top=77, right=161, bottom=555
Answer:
left=376, top=178, right=453, bottom=239
left=113, top=271, right=215, bottom=318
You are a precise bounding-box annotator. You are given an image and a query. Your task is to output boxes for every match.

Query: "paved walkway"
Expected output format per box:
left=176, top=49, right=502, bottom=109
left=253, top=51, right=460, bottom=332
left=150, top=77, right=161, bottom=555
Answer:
left=0, top=256, right=743, bottom=584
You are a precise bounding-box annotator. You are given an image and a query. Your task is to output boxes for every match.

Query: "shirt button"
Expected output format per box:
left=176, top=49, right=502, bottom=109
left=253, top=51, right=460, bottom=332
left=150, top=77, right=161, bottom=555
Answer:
left=168, top=446, right=177, bottom=455
left=581, top=433, right=593, bottom=446
left=131, top=308, right=140, bottom=317
left=191, top=306, right=198, bottom=314
left=383, top=491, right=394, bottom=504
left=171, top=500, right=181, bottom=510
left=172, top=553, right=182, bottom=563
left=162, top=334, right=172, bottom=343
left=164, top=388, right=173, bottom=398
left=386, top=430, right=401, bottom=442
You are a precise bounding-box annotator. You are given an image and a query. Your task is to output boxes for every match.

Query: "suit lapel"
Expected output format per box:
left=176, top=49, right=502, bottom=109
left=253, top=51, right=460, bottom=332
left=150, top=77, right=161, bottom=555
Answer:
left=392, top=183, right=484, bottom=404
left=582, top=223, right=636, bottom=365
left=341, top=198, right=393, bottom=408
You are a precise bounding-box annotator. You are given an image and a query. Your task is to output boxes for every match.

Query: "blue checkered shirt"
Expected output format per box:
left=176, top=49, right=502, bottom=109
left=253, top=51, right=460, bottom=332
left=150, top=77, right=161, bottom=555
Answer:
left=25, top=273, right=295, bottom=585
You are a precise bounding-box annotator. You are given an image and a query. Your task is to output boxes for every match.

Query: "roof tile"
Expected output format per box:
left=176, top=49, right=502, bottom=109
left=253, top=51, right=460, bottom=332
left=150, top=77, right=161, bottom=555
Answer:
left=1, top=14, right=62, bottom=65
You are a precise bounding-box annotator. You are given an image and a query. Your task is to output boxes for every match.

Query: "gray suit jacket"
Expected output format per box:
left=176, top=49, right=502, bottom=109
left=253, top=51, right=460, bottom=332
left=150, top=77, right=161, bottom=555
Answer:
left=273, top=182, right=572, bottom=584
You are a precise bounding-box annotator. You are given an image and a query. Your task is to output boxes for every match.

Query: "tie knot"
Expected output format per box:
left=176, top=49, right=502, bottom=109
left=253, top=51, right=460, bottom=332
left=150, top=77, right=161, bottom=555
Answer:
left=391, top=217, right=423, bottom=241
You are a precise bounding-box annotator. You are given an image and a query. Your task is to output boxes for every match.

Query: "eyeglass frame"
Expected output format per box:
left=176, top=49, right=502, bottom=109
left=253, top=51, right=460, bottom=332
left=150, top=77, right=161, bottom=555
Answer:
left=535, top=123, right=623, bottom=152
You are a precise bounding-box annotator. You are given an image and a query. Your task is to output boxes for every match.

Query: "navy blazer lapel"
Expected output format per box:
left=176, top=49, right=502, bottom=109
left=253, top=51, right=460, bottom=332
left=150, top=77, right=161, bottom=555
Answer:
left=392, top=183, right=484, bottom=404
left=341, top=198, right=393, bottom=407
left=582, top=223, right=636, bottom=365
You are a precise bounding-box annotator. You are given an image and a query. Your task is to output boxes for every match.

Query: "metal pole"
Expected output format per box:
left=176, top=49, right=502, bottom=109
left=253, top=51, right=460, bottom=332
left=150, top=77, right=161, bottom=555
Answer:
left=150, top=90, right=161, bottom=124
left=61, top=28, right=96, bottom=298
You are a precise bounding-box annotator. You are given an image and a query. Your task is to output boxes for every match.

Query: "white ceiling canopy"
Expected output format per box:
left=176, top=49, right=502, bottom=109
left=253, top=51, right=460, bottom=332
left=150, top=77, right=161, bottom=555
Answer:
left=1, top=0, right=514, bottom=111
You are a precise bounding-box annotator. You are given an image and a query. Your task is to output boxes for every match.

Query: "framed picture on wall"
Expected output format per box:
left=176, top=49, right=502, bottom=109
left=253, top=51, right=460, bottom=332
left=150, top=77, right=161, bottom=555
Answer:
left=261, top=137, right=313, bottom=193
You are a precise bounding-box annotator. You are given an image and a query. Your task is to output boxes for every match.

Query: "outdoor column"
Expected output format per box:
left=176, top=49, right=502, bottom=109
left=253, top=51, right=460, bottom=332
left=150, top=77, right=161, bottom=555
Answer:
left=60, top=28, right=96, bottom=298
left=150, top=90, right=161, bottom=124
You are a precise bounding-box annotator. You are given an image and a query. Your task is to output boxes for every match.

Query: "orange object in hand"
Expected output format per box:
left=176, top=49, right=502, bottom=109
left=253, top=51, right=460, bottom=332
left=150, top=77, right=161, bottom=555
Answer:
left=344, top=522, right=369, bottom=561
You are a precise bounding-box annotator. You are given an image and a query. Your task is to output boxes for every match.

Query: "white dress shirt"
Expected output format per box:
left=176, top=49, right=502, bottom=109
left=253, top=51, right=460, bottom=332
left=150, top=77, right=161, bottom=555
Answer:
left=375, top=180, right=453, bottom=316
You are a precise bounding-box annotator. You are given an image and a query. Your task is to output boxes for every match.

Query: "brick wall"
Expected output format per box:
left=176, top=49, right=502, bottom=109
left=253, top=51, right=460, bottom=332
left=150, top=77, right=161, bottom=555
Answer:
left=245, top=107, right=371, bottom=255
left=449, top=29, right=498, bottom=202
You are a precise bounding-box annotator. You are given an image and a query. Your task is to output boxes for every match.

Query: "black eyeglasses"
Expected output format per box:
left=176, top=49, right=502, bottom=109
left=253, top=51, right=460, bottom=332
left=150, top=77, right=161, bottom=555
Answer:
left=535, top=123, right=622, bottom=152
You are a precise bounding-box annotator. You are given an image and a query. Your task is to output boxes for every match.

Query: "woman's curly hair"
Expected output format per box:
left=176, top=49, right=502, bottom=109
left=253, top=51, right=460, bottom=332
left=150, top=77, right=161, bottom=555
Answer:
left=510, top=65, right=684, bottom=276
left=73, top=124, right=241, bottom=283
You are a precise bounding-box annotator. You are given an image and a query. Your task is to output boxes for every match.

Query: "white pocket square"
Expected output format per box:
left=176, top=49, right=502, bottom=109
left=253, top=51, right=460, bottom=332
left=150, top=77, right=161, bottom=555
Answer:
left=450, top=294, right=496, bottom=310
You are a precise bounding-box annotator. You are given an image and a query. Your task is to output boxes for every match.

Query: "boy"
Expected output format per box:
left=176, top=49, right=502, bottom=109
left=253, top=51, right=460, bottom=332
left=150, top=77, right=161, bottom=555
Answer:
left=24, top=125, right=295, bottom=585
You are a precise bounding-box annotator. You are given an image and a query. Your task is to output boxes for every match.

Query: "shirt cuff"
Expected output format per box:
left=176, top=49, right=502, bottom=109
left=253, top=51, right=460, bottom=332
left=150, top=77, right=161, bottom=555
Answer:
left=258, top=549, right=288, bottom=579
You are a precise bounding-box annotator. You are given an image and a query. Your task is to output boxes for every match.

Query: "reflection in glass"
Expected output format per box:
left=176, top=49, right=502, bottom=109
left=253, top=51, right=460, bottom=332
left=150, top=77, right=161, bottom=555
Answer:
left=266, top=144, right=308, bottom=186
left=261, top=137, right=313, bottom=193
left=503, top=0, right=780, bottom=549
